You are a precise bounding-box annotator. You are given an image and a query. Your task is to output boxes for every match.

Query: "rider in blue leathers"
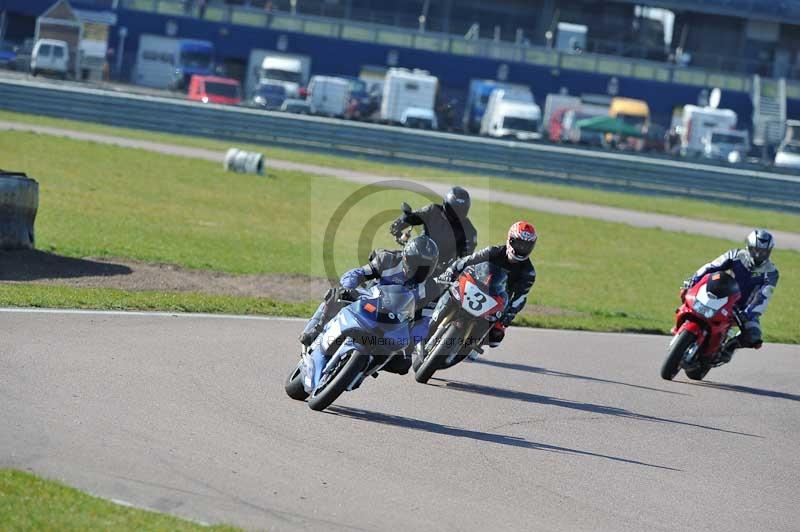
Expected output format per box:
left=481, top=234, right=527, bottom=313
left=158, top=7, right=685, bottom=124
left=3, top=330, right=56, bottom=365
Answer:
left=687, top=229, right=779, bottom=362
left=299, top=235, right=440, bottom=374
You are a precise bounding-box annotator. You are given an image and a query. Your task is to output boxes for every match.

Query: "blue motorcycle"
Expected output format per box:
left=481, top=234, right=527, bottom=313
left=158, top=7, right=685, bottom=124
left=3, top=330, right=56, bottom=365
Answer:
left=285, top=284, right=416, bottom=411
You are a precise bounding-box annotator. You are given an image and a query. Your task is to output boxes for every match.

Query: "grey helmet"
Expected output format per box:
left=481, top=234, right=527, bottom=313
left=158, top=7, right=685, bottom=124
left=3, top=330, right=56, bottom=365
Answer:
left=443, top=186, right=470, bottom=220
left=402, top=235, right=439, bottom=284
left=746, top=229, right=775, bottom=266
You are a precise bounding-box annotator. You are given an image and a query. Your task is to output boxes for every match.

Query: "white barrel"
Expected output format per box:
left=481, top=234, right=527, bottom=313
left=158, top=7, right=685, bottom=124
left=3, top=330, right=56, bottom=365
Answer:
left=224, top=148, right=264, bottom=175
left=0, top=172, right=38, bottom=250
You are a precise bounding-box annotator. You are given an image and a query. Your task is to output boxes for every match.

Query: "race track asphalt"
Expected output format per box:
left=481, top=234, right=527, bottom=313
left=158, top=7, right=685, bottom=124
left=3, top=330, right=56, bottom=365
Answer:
left=1, top=309, right=799, bottom=531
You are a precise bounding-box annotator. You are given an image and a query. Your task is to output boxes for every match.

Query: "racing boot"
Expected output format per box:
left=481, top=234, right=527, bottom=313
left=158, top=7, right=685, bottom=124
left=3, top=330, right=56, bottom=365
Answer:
left=411, top=341, right=425, bottom=371
left=716, top=337, right=739, bottom=365
left=383, top=354, right=412, bottom=375
left=299, top=302, right=327, bottom=347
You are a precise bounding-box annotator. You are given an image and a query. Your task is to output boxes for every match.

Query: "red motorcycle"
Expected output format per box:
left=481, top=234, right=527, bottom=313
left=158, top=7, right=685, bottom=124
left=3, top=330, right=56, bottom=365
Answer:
left=661, top=271, right=743, bottom=381
left=414, top=262, right=509, bottom=384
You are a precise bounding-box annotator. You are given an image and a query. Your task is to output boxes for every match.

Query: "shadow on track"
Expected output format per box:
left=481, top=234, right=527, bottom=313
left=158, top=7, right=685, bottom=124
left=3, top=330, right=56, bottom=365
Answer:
left=473, top=358, right=688, bottom=396
left=685, top=381, right=800, bottom=402
left=436, top=379, right=762, bottom=438
left=0, top=249, right=131, bottom=281
left=328, top=405, right=680, bottom=471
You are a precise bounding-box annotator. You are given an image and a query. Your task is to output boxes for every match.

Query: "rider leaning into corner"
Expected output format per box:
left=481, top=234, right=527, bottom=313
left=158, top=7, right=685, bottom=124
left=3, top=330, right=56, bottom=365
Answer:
left=389, top=186, right=478, bottom=276
left=299, top=235, right=440, bottom=374
left=685, top=229, right=779, bottom=363
left=438, top=221, right=538, bottom=350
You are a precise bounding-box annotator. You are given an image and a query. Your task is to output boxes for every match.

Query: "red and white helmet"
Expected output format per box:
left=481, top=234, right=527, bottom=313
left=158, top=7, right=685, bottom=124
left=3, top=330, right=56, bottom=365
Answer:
left=506, top=221, right=537, bottom=262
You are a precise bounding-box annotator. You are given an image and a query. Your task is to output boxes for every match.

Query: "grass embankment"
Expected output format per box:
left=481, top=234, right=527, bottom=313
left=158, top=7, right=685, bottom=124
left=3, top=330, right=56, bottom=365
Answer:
left=0, top=130, right=798, bottom=342
left=0, top=469, right=238, bottom=531
left=2, top=109, right=800, bottom=233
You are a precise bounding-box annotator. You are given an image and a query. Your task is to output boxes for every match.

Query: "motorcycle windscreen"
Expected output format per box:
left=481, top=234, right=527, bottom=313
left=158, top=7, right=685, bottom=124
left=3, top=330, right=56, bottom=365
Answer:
left=468, top=262, right=509, bottom=297
left=705, top=271, right=740, bottom=299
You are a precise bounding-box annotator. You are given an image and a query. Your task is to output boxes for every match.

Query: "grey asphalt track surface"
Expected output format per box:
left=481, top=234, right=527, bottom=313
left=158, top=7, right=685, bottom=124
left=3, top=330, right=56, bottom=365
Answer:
left=2, top=309, right=799, bottom=531
left=4, top=120, right=800, bottom=250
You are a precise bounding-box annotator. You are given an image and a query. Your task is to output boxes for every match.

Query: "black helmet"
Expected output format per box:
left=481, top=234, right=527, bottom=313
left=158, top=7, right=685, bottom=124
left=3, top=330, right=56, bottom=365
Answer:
left=745, top=229, right=774, bottom=266
left=402, top=235, right=439, bottom=284
left=443, top=186, right=470, bottom=219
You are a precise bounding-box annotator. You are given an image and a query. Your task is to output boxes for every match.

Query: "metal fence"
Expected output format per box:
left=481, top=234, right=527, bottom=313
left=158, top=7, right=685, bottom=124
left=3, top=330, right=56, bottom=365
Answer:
left=1, top=77, right=799, bottom=212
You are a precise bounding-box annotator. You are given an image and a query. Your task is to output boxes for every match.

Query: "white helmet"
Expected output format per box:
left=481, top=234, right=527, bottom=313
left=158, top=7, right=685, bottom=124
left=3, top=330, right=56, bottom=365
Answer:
left=745, top=229, right=774, bottom=266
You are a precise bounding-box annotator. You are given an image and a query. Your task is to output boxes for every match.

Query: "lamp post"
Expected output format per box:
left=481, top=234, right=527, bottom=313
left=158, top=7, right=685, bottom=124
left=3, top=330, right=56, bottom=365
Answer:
left=116, top=26, right=127, bottom=80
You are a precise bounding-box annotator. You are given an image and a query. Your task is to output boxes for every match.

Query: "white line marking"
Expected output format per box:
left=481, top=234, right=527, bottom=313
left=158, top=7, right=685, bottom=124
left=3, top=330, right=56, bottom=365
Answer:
left=0, top=307, right=306, bottom=322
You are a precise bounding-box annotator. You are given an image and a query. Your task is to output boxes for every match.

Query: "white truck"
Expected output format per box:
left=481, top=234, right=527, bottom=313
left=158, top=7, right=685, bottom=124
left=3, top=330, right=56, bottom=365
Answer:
left=480, top=88, right=542, bottom=140
left=380, top=68, right=438, bottom=126
left=244, top=49, right=311, bottom=99
left=307, top=75, right=349, bottom=117
left=680, top=104, right=738, bottom=157
left=133, top=35, right=214, bottom=90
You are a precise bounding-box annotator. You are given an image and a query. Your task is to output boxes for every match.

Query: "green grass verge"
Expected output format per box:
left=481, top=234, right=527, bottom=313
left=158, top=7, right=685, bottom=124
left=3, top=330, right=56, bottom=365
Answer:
left=1, top=129, right=798, bottom=343
left=3, top=109, right=799, bottom=233
left=0, top=469, right=238, bottom=531
left=0, top=284, right=316, bottom=317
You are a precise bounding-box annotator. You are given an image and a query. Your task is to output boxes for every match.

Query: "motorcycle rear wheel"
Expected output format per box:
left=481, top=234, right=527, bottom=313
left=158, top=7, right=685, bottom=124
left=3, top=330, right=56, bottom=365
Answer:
left=415, top=325, right=460, bottom=384
left=661, top=329, right=696, bottom=381
left=308, top=350, right=367, bottom=411
left=284, top=361, right=309, bottom=401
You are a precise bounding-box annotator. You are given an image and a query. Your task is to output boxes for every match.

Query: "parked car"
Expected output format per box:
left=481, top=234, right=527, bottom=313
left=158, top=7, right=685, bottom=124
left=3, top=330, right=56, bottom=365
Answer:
left=251, top=81, right=287, bottom=110
left=13, top=39, right=33, bottom=72
left=702, top=129, right=750, bottom=164
left=30, top=39, right=69, bottom=79
left=401, top=107, right=437, bottom=130
left=281, top=98, right=313, bottom=114
left=187, top=75, right=242, bottom=105
left=0, top=42, right=17, bottom=70
left=641, top=123, right=667, bottom=153
left=774, top=142, right=800, bottom=170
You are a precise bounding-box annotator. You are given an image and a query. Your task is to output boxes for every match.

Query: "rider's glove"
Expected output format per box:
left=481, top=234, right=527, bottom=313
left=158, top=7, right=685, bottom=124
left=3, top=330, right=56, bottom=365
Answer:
left=439, top=268, right=458, bottom=283
left=389, top=219, right=405, bottom=237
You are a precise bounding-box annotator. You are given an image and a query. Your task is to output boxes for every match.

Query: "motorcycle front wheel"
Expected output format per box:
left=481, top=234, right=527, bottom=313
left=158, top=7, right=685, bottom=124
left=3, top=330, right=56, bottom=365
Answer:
left=660, top=329, right=696, bottom=381
left=308, top=350, right=367, bottom=411
left=415, top=325, right=460, bottom=384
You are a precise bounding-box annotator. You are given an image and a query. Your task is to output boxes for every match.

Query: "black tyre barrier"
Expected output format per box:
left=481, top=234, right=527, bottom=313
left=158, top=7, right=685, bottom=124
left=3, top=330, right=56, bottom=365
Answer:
left=224, top=148, right=265, bottom=175
left=0, top=171, right=38, bottom=250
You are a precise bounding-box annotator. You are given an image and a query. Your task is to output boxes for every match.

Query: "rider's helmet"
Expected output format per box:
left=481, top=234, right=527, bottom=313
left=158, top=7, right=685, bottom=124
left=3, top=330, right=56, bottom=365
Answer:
left=745, top=229, right=775, bottom=266
left=402, top=235, right=439, bottom=283
left=443, top=186, right=471, bottom=220
left=506, top=221, right=537, bottom=262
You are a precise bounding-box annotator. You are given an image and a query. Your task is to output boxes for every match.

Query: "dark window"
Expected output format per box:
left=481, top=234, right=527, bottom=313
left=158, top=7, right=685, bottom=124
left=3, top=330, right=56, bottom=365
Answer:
left=38, top=44, right=52, bottom=56
left=262, top=68, right=302, bottom=84
left=205, top=82, right=240, bottom=98
left=52, top=46, right=64, bottom=59
left=502, top=117, right=539, bottom=132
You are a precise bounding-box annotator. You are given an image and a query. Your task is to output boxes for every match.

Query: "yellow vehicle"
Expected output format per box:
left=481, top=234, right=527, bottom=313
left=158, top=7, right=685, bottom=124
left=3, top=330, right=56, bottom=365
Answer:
left=607, top=97, right=650, bottom=149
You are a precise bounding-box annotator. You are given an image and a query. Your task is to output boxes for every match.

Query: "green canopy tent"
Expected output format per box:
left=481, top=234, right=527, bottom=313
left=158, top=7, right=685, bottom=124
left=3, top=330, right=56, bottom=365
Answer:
left=574, top=115, right=643, bottom=138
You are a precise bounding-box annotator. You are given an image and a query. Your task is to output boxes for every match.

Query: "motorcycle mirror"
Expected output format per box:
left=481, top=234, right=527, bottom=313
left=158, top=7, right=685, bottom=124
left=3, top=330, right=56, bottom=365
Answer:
left=401, top=202, right=412, bottom=214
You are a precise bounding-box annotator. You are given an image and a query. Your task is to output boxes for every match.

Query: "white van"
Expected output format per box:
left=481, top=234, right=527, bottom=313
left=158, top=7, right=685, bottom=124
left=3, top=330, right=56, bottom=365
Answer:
left=680, top=105, right=738, bottom=157
left=307, top=76, right=349, bottom=117
left=480, top=88, right=542, bottom=140
left=31, top=39, right=69, bottom=78
left=380, top=68, right=438, bottom=124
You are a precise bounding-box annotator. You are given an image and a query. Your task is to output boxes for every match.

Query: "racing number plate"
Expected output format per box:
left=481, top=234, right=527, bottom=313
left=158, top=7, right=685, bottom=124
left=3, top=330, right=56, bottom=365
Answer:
left=462, top=280, right=498, bottom=317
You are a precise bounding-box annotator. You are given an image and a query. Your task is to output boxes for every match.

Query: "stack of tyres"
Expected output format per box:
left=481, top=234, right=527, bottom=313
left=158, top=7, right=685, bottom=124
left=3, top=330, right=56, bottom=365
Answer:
left=224, top=148, right=265, bottom=175
left=0, top=171, right=38, bottom=250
